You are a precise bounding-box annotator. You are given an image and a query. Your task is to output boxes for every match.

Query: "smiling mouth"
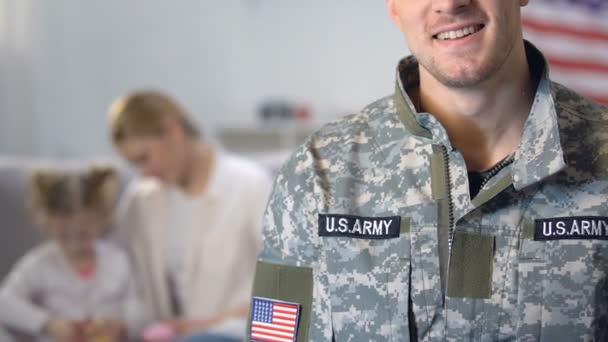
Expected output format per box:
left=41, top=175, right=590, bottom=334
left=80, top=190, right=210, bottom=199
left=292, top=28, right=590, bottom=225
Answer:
left=433, top=24, right=485, bottom=41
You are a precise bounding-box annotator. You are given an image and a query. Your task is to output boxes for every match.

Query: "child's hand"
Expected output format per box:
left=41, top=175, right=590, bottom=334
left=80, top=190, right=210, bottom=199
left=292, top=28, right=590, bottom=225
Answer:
left=167, top=316, right=224, bottom=335
left=84, top=318, right=125, bottom=342
left=43, top=318, right=78, bottom=342
left=141, top=322, right=176, bottom=342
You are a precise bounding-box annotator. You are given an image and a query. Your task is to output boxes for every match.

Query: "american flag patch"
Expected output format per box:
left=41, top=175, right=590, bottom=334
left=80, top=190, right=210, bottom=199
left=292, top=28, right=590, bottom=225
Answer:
left=249, top=297, right=301, bottom=342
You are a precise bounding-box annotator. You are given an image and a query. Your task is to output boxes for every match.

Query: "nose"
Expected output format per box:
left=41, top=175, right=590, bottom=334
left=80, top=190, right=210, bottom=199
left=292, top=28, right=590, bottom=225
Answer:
left=432, top=0, right=471, bottom=14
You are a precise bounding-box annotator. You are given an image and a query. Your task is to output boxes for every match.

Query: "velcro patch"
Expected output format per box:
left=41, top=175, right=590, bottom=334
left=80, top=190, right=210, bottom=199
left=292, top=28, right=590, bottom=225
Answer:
left=249, top=297, right=301, bottom=342
left=534, top=216, right=608, bottom=241
left=318, top=214, right=401, bottom=239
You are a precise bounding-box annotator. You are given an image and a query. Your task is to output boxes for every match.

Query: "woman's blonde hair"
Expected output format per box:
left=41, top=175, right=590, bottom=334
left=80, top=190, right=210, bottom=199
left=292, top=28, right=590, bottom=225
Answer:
left=28, top=165, right=118, bottom=231
left=108, top=90, right=200, bottom=144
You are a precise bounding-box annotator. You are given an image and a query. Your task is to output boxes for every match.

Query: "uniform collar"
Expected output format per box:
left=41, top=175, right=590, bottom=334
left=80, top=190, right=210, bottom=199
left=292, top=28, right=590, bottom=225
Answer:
left=393, top=40, right=566, bottom=190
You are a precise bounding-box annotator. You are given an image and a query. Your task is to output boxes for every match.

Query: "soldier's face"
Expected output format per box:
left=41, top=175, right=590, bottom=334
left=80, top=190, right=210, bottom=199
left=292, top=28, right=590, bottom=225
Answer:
left=386, top=0, right=529, bottom=88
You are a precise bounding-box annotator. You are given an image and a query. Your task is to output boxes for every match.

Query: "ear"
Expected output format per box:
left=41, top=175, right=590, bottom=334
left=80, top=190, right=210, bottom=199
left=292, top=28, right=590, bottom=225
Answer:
left=385, top=0, right=401, bottom=27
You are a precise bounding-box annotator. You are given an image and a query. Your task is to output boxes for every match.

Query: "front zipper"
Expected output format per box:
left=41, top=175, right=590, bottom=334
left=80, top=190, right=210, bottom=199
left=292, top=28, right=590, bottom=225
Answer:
left=439, top=144, right=456, bottom=309
left=440, top=145, right=455, bottom=250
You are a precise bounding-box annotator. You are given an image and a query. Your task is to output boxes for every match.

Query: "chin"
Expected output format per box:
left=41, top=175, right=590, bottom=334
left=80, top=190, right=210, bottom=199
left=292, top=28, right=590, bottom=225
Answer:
left=435, top=60, right=496, bottom=88
left=445, top=74, right=487, bottom=88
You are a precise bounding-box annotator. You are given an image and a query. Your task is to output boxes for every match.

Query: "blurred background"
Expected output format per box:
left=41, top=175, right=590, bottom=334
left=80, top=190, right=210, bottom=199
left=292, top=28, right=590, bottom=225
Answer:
left=0, top=0, right=607, bottom=336
left=0, top=0, right=405, bottom=162
left=1, top=1, right=607, bottom=161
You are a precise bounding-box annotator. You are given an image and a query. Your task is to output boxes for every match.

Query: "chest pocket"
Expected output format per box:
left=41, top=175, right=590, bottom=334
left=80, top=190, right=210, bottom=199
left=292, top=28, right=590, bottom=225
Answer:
left=322, top=217, right=411, bottom=342
left=516, top=236, right=608, bottom=341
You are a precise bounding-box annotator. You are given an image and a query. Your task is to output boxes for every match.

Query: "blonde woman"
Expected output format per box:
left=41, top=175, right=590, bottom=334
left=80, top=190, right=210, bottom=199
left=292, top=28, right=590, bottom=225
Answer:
left=109, top=91, right=272, bottom=342
left=0, top=166, right=142, bottom=341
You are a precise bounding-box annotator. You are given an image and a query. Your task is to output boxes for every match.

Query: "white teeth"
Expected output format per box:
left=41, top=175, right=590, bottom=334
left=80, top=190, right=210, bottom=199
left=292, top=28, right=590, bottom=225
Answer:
left=436, top=25, right=479, bottom=40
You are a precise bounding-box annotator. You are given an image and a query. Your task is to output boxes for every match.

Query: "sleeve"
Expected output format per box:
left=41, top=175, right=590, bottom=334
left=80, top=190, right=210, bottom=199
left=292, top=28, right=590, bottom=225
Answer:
left=0, top=251, right=50, bottom=335
left=121, top=264, right=147, bottom=341
left=258, top=142, right=322, bottom=266
left=250, top=140, right=334, bottom=341
left=107, top=182, right=159, bottom=327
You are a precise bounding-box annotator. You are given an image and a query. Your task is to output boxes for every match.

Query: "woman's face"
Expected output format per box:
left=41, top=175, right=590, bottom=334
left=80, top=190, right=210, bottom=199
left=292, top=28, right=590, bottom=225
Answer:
left=117, top=119, right=188, bottom=185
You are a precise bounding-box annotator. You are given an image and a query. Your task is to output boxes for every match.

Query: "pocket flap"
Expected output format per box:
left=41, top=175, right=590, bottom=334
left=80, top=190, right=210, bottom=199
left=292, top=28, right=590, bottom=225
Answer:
left=447, top=231, right=495, bottom=299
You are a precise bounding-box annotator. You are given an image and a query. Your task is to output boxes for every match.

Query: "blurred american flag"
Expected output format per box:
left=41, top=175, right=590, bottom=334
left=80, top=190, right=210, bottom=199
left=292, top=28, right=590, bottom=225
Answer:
left=523, top=0, right=608, bottom=104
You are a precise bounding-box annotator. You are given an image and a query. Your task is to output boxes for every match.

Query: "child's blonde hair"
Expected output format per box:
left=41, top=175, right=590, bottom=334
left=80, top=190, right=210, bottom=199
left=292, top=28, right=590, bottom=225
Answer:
left=28, top=165, right=118, bottom=232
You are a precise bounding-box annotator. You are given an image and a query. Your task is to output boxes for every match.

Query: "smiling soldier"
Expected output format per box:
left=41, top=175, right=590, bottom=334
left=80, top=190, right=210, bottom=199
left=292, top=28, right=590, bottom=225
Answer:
left=248, top=1, right=608, bottom=341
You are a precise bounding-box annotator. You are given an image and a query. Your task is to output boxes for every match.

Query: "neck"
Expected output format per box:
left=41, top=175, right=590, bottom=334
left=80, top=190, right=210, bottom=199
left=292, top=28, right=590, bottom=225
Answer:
left=178, top=140, right=215, bottom=195
left=418, top=42, right=534, bottom=171
left=66, top=251, right=96, bottom=270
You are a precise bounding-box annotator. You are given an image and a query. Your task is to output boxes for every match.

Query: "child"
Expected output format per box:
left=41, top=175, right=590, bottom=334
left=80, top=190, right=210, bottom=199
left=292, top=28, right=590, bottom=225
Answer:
left=0, top=166, right=142, bottom=341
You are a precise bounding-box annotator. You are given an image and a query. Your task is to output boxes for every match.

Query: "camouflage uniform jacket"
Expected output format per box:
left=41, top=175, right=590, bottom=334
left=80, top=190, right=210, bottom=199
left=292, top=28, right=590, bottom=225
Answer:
left=251, top=42, right=608, bottom=341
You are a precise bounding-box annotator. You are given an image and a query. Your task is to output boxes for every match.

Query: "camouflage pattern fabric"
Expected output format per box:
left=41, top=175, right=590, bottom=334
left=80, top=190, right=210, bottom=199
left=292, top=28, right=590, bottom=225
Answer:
left=255, top=41, right=608, bottom=341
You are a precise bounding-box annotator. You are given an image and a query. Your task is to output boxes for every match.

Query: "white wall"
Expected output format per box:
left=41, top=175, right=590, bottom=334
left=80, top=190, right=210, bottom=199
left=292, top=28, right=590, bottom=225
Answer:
left=0, top=0, right=36, bottom=155
left=0, top=0, right=407, bottom=158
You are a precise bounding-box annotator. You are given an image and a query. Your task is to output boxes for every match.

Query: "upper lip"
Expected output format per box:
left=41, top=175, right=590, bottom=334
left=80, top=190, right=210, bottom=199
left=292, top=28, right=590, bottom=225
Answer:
left=431, top=21, right=485, bottom=38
